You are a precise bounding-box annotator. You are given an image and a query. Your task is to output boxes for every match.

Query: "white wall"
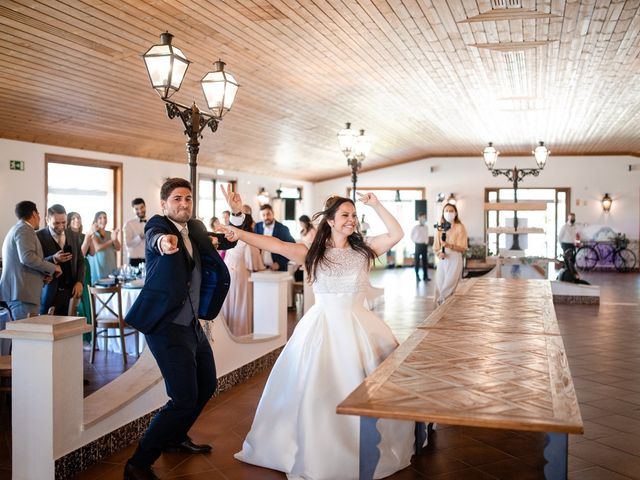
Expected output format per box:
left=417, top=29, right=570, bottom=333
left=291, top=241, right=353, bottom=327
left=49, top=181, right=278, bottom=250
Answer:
left=2, top=139, right=637, bottom=246
left=0, top=139, right=314, bottom=243
left=313, top=155, right=639, bottom=242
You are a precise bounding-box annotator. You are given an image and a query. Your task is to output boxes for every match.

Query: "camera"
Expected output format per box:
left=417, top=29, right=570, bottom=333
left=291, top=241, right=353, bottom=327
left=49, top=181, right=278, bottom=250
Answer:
left=433, top=221, right=451, bottom=253
left=433, top=220, right=451, bottom=232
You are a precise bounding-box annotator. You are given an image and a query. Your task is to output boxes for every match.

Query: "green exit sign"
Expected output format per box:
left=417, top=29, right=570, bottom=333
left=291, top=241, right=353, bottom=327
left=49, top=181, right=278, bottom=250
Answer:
left=10, top=160, right=25, bottom=171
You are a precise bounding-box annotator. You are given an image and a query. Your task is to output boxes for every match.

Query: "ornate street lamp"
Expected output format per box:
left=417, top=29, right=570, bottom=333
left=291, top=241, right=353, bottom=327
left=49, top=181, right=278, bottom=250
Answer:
left=143, top=32, right=239, bottom=216
left=483, top=141, right=550, bottom=250
left=338, top=122, right=371, bottom=202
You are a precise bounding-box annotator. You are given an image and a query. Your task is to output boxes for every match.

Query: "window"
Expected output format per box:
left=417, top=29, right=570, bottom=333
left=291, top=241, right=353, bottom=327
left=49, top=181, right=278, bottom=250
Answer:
left=198, top=176, right=235, bottom=229
left=485, top=187, right=570, bottom=258
left=45, top=154, right=122, bottom=246
left=348, top=187, right=425, bottom=263
left=277, top=186, right=303, bottom=236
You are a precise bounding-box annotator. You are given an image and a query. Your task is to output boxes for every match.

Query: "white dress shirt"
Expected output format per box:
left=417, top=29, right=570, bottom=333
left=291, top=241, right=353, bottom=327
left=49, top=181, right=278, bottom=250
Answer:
left=124, top=218, right=146, bottom=259
left=558, top=223, right=578, bottom=244
left=410, top=223, right=429, bottom=244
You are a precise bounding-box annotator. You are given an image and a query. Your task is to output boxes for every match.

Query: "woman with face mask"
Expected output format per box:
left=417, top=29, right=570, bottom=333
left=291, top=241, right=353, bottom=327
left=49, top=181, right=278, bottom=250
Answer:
left=433, top=203, right=468, bottom=305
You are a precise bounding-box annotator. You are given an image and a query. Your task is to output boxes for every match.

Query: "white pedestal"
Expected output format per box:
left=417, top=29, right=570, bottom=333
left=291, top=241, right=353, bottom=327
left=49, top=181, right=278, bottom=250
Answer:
left=251, top=271, right=290, bottom=336
left=0, top=315, right=91, bottom=480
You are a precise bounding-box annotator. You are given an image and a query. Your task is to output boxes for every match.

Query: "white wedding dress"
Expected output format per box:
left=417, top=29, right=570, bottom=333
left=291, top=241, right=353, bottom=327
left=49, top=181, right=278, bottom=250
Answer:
left=234, top=248, right=415, bottom=479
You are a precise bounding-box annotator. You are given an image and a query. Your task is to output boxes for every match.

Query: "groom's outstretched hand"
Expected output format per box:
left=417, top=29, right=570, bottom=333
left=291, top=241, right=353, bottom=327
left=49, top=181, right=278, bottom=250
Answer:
left=221, top=184, right=243, bottom=214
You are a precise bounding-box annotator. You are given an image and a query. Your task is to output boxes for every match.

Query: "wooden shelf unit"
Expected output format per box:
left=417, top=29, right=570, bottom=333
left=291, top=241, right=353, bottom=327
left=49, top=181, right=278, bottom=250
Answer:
left=484, top=202, right=548, bottom=211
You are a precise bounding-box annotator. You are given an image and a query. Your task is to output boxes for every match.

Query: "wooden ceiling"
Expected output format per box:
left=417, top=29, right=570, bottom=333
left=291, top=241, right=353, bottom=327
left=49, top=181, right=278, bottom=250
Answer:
left=1, top=0, right=639, bottom=181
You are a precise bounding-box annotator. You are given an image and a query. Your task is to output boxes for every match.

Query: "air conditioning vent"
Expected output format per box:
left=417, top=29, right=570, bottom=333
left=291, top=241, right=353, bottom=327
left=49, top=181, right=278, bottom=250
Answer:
left=492, top=0, right=522, bottom=8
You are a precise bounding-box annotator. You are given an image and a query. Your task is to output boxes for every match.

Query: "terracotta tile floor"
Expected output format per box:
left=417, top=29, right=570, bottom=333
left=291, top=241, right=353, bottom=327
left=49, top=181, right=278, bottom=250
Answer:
left=2, top=267, right=640, bottom=479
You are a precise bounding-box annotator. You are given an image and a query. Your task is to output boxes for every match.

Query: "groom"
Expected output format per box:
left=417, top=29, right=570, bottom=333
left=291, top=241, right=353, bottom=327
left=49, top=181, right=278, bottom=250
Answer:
left=124, top=178, right=244, bottom=480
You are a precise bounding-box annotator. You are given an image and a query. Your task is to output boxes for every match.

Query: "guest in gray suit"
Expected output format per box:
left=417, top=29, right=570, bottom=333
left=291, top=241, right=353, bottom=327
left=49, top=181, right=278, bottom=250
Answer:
left=0, top=201, right=61, bottom=352
left=36, top=204, right=85, bottom=315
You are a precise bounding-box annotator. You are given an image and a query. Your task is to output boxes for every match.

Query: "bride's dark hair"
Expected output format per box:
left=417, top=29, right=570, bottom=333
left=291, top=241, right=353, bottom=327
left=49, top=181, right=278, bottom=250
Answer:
left=304, top=195, right=376, bottom=282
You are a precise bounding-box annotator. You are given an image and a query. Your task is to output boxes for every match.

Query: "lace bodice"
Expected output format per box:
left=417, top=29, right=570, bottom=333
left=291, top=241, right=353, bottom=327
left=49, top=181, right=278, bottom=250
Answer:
left=312, top=248, right=371, bottom=294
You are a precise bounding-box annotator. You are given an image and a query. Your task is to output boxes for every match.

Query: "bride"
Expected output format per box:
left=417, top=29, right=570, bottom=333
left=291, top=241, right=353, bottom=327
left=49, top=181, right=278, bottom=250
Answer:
left=221, top=192, right=415, bottom=480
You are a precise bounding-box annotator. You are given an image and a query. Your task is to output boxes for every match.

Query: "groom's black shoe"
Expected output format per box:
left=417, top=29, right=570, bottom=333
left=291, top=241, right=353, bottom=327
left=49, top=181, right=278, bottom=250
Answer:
left=164, top=438, right=212, bottom=454
left=124, top=461, right=159, bottom=480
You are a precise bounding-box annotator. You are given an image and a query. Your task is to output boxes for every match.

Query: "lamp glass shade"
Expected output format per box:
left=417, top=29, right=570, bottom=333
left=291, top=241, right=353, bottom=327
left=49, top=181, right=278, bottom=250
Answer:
left=483, top=143, right=498, bottom=169
left=337, top=123, right=356, bottom=157
left=446, top=194, right=457, bottom=205
left=200, top=60, right=240, bottom=118
left=602, top=194, right=612, bottom=212
left=353, top=129, right=371, bottom=160
left=201, top=61, right=239, bottom=118
left=142, top=34, right=190, bottom=100
left=533, top=141, right=549, bottom=169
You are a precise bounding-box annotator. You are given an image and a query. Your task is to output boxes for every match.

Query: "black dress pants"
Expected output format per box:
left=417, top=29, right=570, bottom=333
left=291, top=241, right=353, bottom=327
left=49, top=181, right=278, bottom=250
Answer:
left=40, top=286, right=72, bottom=315
left=130, top=319, right=217, bottom=467
left=414, top=243, right=429, bottom=279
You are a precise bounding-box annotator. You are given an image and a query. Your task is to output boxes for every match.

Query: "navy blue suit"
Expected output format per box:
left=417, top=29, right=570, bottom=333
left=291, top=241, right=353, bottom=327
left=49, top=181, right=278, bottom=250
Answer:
left=125, top=215, right=236, bottom=468
left=254, top=221, right=295, bottom=271
left=36, top=228, right=84, bottom=315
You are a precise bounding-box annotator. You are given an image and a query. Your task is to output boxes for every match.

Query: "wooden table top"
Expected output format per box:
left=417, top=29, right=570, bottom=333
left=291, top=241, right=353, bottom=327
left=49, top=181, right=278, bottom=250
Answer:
left=420, top=278, right=560, bottom=336
left=338, top=279, right=583, bottom=434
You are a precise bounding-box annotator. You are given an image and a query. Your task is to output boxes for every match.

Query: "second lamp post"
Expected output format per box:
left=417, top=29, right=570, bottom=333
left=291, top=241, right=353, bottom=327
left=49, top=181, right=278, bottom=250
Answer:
left=337, top=123, right=371, bottom=202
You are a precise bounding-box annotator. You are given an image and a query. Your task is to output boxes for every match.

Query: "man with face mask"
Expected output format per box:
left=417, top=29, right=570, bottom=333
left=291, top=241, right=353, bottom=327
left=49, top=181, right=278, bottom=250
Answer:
left=410, top=212, right=430, bottom=281
left=559, top=213, right=578, bottom=259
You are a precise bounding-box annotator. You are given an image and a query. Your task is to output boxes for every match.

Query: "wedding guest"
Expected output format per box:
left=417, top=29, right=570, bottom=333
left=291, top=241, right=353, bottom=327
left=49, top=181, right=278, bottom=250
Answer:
left=88, top=211, right=120, bottom=284
left=222, top=213, right=265, bottom=336
left=67, top=211, right=95, bottom=339
left=209, top=216, right=221, bottom=232
left=221, top=210, right=231, bottom=226
left=124, top=198, right=147, bottom=267
left=410, top=212, right=430, bottom=282
left=254, top=204, right=295, bottom=271
left=224, top=192, right=415, bottom=479
left=37, top=204, right=84, bottom=315
left=0, top=201, right=60, bottom=320
left=298, top=214, right=316, bottom=247
left=433, top=203, right=467, bottom=305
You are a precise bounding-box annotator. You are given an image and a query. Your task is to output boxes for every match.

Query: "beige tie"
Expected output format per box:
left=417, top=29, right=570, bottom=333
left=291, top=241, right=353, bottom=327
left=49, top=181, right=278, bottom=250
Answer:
left=181, top=228, right=193, bottom=258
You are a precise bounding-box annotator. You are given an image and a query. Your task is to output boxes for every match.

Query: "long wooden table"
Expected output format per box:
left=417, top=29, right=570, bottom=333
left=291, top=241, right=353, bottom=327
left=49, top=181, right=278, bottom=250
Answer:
left=337, top=278, right=583, bottom=480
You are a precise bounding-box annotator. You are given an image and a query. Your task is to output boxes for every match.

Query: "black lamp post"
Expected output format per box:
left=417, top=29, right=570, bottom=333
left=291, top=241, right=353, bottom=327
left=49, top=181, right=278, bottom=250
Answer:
left=483, top=141, right=550, bottom=251
left=143, top=32, right=239, bottom=216
left=337, top=123, right=371, bottom=202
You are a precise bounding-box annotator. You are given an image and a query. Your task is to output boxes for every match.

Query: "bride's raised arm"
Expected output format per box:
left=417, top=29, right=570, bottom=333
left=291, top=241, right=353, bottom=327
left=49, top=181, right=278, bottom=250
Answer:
left=220, top=225, right=308, bottom=265
left=357, top=192, right=404, bottom=257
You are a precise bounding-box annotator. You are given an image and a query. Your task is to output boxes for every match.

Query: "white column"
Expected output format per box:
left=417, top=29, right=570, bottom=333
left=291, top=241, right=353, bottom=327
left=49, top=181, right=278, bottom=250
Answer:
left=0, top=316, right=90, bottom=480
left=251, top=271, right=290, bottom=335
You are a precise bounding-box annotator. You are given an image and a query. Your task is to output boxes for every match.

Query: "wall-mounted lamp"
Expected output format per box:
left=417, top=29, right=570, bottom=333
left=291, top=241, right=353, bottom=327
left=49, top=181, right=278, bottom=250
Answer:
left=601, top=193, right=612, bottom=213
left=436, top=192, right=446, bottom=203
left=446, top=193, right=457, bottom=205
left=257, top=187, right=270, bottom=206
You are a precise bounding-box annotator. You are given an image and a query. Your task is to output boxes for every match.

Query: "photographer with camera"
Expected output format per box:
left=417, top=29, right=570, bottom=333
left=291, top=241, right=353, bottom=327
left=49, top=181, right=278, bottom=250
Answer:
left=433, top=203, right=468, bottom=306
